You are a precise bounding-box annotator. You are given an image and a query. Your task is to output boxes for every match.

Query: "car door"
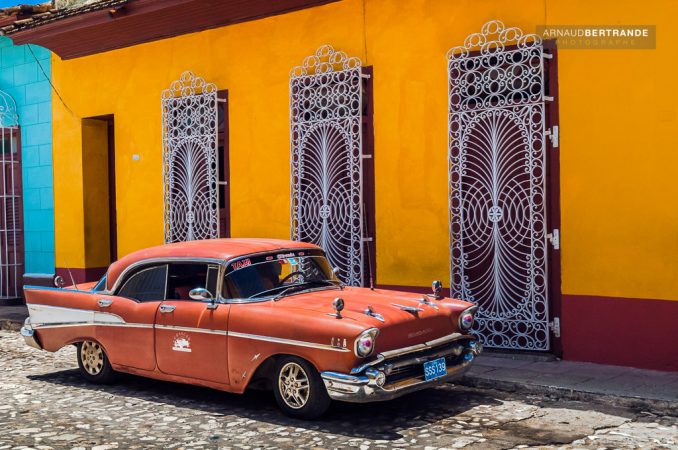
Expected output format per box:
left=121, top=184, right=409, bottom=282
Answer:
left=154, top=262, right=230, bottom=384
left=95, top=265, right=167, bottom=371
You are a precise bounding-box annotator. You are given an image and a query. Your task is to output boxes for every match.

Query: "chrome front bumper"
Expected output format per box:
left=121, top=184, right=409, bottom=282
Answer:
left=20, top=318, right=42, bottom=350
left=321, top=335, right=481, bottom=403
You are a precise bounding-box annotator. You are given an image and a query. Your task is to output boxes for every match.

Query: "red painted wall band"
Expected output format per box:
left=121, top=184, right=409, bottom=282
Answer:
left=561, top=294, right=678, bottom=372
left=55, top=267, right=107, bottom=285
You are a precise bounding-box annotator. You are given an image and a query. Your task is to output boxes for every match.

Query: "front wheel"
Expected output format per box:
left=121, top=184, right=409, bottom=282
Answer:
left=76, top=341, right=116, bottom=384
left=273, top=356, right=330, bottom=419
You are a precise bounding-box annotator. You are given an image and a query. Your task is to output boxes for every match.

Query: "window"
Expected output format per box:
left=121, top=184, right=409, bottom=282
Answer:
left=166, top=263, right=219, bottom=300
left=92, top=274, right=107, bottom=292
left=117, top=265, right=168, bottom=302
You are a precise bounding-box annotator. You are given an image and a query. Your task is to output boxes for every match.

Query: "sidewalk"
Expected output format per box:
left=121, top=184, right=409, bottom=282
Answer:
left=461, top=352, right=678, bottom=414
left=0, top=305, right=27, bottom=331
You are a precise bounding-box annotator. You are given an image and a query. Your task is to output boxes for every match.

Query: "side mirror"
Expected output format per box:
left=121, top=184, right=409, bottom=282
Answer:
left=189, top=288, right=218, bottom=309
left=54, top=275, right=65, bottom=288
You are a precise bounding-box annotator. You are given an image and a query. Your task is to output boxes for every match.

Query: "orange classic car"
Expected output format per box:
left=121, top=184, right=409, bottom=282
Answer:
left=21, top=238, right=481, bottom=418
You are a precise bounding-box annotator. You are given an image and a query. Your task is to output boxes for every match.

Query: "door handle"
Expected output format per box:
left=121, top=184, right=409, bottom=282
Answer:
left=159, top=304, right=176, bottom=313
left=98, top=299, right=113, bottom=308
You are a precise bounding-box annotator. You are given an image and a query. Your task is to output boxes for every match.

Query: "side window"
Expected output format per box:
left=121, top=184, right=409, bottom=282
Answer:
left=117, top=265, right=168, bottom=302
left=167, top=263, right=219, bottom=300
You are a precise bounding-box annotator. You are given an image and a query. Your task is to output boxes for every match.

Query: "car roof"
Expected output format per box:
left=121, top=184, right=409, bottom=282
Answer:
left=106, top=238, right=320, bottom=290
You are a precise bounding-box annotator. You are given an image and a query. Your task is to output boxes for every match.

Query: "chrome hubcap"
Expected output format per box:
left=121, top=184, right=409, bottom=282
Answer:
left=278, top=362, right=310, bottom=409
left=81, top=341, right=104, bottom=376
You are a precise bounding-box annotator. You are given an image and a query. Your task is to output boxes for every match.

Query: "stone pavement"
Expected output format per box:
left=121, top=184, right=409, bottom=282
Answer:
left=462, top=353, right=678, bottom=413
left=0, top=306, right=27, bottom=332
left=0, top=330, right=677, bottom=449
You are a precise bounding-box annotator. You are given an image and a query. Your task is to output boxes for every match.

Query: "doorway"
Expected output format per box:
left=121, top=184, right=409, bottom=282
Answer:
left=82, top=115, right=117, bottom=272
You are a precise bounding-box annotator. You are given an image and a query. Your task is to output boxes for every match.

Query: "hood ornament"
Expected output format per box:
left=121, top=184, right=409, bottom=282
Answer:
left=327, top=297, right=345, bottom=319
left=391, top=303, right=424, bottom=315
left=428, top=280, right=443, bottom=300
left=419, top=296, right=439, bottom=310
left=364, top=305, right=385, bottom=322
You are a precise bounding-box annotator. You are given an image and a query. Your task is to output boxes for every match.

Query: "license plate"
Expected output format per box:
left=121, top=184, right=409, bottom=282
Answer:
left=423, top=357, right=447, bottom=381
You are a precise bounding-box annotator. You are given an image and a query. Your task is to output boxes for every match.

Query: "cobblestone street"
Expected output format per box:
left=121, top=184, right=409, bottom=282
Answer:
left=0, top=330, right=676, bottom=450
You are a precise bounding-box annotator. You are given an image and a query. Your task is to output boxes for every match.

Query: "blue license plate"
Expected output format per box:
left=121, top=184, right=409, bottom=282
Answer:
left=423, top=357, right=447, bottom=381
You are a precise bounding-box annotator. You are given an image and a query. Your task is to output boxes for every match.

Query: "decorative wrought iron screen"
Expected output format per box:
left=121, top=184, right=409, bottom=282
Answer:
left=0, top=91, right=22, bottom=299
left=290, top=45, right=364, bottom=286
left=162, top=71, right=219, bottom=243
left=448, top=21, right=550, bottom=350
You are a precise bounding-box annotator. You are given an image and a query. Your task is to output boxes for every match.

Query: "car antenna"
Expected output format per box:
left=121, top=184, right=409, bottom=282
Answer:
left=66, top=268, right=79, bottom=290
left=363, top=203, right=375, bottom=290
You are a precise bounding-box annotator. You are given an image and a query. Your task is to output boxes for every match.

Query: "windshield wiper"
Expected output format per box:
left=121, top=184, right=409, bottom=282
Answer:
left=272, top=280, right=341, bottom=301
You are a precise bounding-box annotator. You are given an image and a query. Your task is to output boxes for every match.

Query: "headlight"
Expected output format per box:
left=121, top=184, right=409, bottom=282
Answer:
left=458, top=306, right=477, bottom=331
left=354, top=328, right=379, bottom=358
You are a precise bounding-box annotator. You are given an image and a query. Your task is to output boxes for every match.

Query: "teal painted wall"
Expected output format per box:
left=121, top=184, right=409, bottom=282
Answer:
left=0, top=37, right=54, bottom=274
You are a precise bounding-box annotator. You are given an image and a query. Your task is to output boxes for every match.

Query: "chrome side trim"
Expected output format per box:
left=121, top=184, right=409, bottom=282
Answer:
left=33, top=322, right=154, bottom=330
left=229, top=331, right=351, bottom=352
left=25, top=303, right=347, bottom=353
left=154, top=324, right=228, bottom=336
left=24, top=285, right=95, bottom=295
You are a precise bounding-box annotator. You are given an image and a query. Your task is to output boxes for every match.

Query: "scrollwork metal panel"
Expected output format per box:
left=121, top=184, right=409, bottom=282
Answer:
left=162, top=71, right=219, bottom=243
left=448, top=21, right=550, bottom=350
left=290, top=45, right=364, bottom=286
left=0, top=90, right=22, bottom=299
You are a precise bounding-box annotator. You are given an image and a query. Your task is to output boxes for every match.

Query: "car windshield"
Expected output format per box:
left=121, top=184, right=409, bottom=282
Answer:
left=223, top=249, right=339, bottom=300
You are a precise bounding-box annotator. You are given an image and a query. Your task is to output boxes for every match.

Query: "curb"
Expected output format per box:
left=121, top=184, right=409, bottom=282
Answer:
left=0, top=319, right=22, bottom=332
left=459, top=375, right=678, bottom=417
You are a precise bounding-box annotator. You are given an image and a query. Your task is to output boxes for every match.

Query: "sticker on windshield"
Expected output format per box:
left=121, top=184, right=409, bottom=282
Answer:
left=231, top=259, right=252, bottom=271
left=276, top=252, right=295, bottom=259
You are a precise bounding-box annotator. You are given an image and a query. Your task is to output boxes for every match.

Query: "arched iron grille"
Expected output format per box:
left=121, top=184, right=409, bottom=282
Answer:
left=290, top=45, right=364, bottom=286
left=162, top=71, right=219, bottom=243
left=448, top=21, right=550, bottom=350
left=0, top=90, right=22, bottom=299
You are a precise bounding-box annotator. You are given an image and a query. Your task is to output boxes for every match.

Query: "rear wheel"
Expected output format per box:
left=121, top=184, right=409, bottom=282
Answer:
left=273, top=356, right=330, bottom=419
left=77, top=341, right=116, bottom=384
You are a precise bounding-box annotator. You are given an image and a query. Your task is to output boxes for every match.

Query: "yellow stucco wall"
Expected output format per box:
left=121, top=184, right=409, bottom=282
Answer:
left=51, top=0, right=678, bottom=301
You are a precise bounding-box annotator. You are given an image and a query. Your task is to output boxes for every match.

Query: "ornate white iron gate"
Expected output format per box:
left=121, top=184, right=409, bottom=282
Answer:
left=448, top=21, right=550, bottom=350
left=162, top=71, right=219, bottom=243
left=0, top=91, right=22, bottom=299
left=290, top=45, right=364, bottom=286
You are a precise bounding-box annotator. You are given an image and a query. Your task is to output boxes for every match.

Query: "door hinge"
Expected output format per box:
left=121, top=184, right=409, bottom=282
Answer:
left=547, top=229, right=560, bottom=250
left=549, top=317, right=561, bottom=338
left=361, top=154, right=373, bottom=159
left=545, top=125, right=559, bottom=148
left=362, top=236, right=373, bottom=242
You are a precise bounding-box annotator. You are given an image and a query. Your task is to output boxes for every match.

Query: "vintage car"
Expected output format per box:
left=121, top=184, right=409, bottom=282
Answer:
left=21, top=238, right=481, bottom=419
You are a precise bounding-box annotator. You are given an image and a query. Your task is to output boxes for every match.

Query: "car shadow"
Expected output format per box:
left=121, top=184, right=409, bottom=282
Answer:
left=28, top=369, right=500, bottom=441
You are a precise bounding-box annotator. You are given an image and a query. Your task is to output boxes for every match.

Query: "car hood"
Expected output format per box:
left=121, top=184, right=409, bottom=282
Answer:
left=274, top=286, right=473, bottom=352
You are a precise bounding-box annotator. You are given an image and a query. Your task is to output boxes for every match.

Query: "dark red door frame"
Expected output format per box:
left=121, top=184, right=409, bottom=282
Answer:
left=543, top=39, right=563, bottom=357
left=361, top=66, right=377, bottom=288
left=106, top=117, right=117, bottom=261
left=89, top=114, right=117, bottom=262
left=217, top=90, right=231, bottom=238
